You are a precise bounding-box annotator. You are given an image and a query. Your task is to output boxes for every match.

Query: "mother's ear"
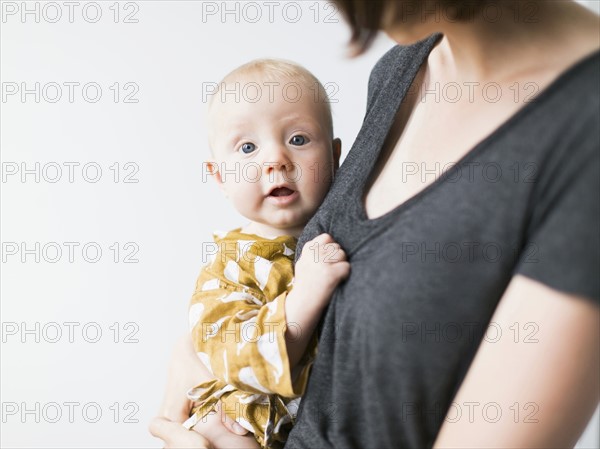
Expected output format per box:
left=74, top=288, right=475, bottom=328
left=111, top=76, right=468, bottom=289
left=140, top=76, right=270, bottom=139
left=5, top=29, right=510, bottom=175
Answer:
left=332, top=138, right=342, bottom=172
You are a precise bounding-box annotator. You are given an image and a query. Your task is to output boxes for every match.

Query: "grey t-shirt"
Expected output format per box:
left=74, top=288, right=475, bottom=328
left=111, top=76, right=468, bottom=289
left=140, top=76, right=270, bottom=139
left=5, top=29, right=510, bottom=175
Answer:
left=285, top=34, right=600, bottom=448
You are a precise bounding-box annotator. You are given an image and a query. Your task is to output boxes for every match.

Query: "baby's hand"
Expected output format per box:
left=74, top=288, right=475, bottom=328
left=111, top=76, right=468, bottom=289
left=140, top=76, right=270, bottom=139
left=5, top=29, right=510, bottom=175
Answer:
left=294, top=233, right=350, bottom=306
left=283, top=234, right=349, bottom=366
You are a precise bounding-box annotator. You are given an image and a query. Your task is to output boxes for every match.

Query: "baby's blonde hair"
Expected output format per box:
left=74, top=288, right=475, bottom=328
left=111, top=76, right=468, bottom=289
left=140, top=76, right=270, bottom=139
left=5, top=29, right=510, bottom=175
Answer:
left=207, top=58, right=334, bottom=139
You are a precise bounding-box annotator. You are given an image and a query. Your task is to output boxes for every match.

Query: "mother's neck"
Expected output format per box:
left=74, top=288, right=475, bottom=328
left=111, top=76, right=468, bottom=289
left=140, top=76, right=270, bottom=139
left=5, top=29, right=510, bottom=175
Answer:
left=388, top=1, right=599, bottom=82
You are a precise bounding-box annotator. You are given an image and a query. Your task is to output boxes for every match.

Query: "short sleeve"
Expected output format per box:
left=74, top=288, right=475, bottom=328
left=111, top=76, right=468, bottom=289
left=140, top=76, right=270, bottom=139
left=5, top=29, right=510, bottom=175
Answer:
left=515, top=128, right=599, bottom=303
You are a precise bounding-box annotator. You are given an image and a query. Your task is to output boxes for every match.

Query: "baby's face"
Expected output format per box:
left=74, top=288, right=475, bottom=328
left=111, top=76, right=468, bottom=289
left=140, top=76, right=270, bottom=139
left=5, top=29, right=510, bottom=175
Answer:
left=207, top=76, right=339, bottom=236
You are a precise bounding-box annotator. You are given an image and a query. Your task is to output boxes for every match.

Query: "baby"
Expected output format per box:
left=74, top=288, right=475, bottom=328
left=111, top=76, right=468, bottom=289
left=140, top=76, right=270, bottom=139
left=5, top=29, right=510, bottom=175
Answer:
left=183, top=59, right=349, bottom=449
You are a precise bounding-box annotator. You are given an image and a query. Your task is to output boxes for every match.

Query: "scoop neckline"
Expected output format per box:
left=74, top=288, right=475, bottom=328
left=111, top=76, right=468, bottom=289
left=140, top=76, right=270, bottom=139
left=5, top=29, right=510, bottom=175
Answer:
left=355, top=37, right=600, bottom=226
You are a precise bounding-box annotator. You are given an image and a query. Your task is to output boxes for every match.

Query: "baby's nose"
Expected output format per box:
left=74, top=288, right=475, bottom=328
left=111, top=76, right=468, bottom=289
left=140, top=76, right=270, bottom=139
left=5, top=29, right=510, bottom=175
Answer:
left=263, top=146, right=292, bottom=171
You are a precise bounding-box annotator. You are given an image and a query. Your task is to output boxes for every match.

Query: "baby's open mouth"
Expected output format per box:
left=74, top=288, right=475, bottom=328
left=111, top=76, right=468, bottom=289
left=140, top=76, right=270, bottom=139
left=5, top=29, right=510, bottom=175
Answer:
left=269, top=187, right=295, bottom=197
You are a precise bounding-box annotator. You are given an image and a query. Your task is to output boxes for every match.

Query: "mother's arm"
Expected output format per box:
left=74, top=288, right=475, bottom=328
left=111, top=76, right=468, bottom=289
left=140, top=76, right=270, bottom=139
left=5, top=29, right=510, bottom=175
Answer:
left=434, top=274, right=599, bottom=448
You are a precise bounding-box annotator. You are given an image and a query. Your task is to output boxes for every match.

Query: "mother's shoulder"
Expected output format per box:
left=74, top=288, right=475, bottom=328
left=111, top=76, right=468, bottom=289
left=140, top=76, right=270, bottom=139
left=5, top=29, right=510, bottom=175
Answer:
left=367, top=33, right=441, bottom=105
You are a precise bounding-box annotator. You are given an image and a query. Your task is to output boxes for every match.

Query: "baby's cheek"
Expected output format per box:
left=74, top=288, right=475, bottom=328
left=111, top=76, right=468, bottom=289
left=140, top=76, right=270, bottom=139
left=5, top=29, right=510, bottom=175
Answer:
left=307, top=177, right=331, bottom=204
left=241, top=196, right=258, bottom=213
left=230, top=188, right=258, bottom=215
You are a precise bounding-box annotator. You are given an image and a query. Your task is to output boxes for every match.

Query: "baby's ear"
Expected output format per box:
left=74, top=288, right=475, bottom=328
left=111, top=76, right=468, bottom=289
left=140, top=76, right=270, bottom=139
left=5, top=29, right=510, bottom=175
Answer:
left=332, top=138, right=342, bottom=172
left=203, top=159, right=224, bottom=188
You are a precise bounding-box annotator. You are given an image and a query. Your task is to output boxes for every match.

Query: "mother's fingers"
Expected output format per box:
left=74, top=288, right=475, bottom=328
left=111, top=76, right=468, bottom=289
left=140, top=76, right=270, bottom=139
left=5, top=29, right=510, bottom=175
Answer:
left=149, top=417, right=212, bottom=449
left=214, top=402, right=249, bottom=435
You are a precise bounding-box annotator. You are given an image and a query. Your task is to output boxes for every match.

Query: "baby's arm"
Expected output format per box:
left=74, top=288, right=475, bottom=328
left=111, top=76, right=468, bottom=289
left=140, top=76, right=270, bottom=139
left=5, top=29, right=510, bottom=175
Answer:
left=283, top=233, right=350, bottom=367
left=190, top=233, right=349, bottom=397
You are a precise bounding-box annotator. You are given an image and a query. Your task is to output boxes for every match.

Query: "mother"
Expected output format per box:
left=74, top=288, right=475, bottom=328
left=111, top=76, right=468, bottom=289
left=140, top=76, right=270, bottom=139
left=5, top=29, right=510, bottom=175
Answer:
left=152, top=0, right=599, bottom=447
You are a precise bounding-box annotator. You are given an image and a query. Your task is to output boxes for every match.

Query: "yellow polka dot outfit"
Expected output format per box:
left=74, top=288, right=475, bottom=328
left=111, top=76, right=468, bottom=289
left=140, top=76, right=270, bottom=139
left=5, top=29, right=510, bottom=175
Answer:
left=183, top=228, right=317, bottom=449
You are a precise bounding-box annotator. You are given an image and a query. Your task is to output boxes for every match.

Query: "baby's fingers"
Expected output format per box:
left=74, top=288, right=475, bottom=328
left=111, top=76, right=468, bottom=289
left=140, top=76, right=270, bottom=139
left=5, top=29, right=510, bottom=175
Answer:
left=323, top=243, right=346, bottom=263
left=311, top=233, right=335, bottom=245
left=332, top=261, right=351, bottom=280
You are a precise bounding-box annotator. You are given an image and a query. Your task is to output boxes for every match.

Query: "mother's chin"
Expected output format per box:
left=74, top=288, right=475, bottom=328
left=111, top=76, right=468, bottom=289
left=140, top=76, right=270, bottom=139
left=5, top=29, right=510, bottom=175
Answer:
left=382, top=25, right=441, bottom=47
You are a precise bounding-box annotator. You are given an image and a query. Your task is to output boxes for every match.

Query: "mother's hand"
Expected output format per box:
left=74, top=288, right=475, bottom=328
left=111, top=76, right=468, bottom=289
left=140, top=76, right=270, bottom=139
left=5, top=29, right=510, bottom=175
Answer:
left=149, top=334, right=250, bottom=448
left=150, top=410, right=259, bottom=449
left=149, top=416, right=212, bottom=449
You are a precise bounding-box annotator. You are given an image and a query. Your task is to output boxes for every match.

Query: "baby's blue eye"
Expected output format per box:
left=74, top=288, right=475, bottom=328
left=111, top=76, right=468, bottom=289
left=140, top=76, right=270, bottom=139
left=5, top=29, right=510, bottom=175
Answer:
left=290, top=135, right=307, bottom=146
left=240, top=142, right=256, bottom=154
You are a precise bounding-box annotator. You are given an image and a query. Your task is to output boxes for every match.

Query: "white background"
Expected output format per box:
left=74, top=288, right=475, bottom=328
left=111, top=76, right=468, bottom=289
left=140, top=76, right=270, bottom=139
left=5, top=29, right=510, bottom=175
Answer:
left=1, top=1, right=598, bottom=447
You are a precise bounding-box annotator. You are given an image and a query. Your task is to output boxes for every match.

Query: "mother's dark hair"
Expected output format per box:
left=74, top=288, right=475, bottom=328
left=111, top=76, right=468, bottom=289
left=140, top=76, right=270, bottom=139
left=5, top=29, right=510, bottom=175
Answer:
left=332, top=0, right=492, bottom=55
